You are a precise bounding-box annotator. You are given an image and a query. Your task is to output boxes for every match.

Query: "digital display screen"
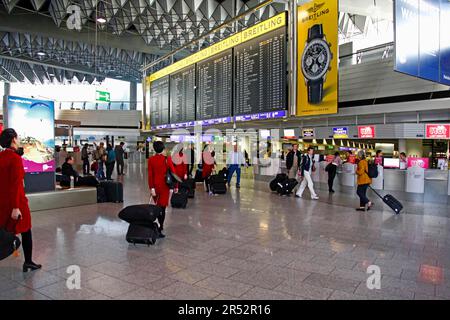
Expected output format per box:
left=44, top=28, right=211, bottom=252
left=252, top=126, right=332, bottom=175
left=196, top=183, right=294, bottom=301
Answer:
left=383, top=158, right=400, bottom=169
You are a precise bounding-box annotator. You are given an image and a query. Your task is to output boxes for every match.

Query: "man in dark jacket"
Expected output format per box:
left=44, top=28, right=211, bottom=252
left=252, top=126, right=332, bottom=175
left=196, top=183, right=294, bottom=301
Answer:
left=286, top=144, right=302, bottom=179
left=81, top=143, right=90, bottom=175
left=115, top=142, right=125, bottom=176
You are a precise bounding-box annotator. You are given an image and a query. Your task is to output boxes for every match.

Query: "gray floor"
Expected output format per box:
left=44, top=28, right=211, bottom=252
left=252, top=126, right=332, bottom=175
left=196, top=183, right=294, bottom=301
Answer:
left=1, top=163, right=450, bottom=300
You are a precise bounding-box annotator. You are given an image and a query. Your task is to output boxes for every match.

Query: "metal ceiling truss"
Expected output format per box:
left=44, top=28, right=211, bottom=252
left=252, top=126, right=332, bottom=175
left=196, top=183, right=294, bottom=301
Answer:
left=0, top=30, right=158, bottom=83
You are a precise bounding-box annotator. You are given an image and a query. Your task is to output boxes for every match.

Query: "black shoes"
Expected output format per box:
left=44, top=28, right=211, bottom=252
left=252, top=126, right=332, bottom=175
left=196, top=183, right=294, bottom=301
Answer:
left=329, top=189, right=335, bottom=193
left=23, top=262, right=42, bottom=273
left=158, top=228, right=165, bottom=238
left=236, top=184, right=241, bottom=189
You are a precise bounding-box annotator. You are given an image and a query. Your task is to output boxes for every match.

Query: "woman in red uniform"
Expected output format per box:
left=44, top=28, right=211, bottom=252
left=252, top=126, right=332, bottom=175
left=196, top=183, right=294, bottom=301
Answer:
left=202, top=145, right=215, bottom=194
left=172, top=146, right=188, bottom=181
left=0, top=128, right=41, bottom=272
left=148, top=141, right=176, bottom=238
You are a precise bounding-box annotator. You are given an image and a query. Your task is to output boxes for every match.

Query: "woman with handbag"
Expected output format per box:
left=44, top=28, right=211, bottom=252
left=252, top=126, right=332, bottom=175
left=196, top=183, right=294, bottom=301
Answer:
left=148, top=141, right=177, bottom=238
left=201, top=145, right=215, bottom=194
left=0, top=128, right=41, bottom=272
left=326, top=152, right=342, bottom=193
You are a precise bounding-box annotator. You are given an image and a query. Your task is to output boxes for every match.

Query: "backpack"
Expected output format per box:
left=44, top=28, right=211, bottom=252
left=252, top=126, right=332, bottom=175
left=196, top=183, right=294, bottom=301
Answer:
left=367, top=162, right=378, bottom=178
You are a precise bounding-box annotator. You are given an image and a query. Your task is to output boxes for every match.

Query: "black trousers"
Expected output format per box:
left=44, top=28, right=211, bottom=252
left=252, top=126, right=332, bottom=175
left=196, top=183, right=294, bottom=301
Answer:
left=158, top=207, right=166, bottom=231
left=82, top=159, right=90, bottom=175
left=357, top=184, right=370, bottom=207
left=327, top=166, right=337, bottom=191
left=106, top=161, right=115, bottom=180
left=21, top=229, right=33, bottom=263
left=204, top=176, right=211, bottom=192
left=116, top=160, right=124, bottom=175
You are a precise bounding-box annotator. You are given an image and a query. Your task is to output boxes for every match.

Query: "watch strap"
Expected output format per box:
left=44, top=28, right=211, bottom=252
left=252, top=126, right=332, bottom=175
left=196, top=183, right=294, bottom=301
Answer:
left=308, top=24, right=324, bottom=41
left=307, top=79, right=324, bottom=104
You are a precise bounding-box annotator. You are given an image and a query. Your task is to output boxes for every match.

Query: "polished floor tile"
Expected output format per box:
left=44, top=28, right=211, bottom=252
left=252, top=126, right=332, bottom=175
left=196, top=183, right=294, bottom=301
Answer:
left=1, top=162, right=450, bottom=300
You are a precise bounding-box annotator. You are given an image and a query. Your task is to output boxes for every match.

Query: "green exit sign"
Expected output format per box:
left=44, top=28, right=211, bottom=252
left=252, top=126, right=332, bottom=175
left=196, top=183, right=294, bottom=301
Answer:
left=96, top=90, right=110, bottom=102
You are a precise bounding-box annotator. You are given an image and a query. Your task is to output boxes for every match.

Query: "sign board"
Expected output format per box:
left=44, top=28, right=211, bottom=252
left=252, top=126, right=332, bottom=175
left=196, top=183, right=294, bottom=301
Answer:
left=426, top=124, right=450, bottom=139
left=96, top=90, right=111, bottom=102
left=358, top=125, right=376, bottom=138
left=333, top=127, right=349, bottom=139
left=407, top=157, right=430, bottom=169
left=302, top=128, right=315, bottom=137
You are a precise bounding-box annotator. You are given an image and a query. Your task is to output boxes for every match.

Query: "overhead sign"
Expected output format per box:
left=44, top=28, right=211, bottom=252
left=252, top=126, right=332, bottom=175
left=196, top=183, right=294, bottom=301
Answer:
left=148, top=12, right=287, bottom=83
left=297, top=0, right=338, bottom=116
left=394, top=0, right=450, bottom=85
left=426, top=124, right=450, bottom=138
left=333, top=127, right=348, bottom=139
left=96, top=90, right=111, bottom=102
left=302, top=128, right=315, bottom=137
left=358, top=125, right=376, bottom=138
left=7, top=96, right=55, bottom=173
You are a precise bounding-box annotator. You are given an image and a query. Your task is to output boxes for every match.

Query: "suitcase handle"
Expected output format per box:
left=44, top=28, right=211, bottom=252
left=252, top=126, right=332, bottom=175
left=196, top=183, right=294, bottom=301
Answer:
left=368, top=185, right=383, bottom=199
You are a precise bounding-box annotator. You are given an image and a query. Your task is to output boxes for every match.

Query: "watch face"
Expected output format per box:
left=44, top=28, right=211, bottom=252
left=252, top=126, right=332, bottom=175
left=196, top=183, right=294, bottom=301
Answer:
left=301, top=39, right=331, bottom=81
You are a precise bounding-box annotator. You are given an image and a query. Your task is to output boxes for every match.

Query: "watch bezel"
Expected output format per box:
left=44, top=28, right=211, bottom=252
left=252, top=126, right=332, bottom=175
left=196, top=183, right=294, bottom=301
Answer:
left=301, top=38, right=331, bottom=81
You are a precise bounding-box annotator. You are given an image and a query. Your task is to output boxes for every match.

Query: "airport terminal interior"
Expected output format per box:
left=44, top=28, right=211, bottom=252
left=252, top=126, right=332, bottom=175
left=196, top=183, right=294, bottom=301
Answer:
left=1, top=0, right=450, bottom=302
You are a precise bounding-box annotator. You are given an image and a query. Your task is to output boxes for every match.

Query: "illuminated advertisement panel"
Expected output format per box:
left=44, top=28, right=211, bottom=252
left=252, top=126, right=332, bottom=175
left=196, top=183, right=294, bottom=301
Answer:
left=7, top=96, right=55, bottom=173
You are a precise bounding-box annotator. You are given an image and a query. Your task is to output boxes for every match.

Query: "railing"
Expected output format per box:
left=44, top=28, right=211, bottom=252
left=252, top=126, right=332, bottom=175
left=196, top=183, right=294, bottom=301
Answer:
left=339, top=42, right=395, bottom=67
left=56, top=100, right=143, bottom=111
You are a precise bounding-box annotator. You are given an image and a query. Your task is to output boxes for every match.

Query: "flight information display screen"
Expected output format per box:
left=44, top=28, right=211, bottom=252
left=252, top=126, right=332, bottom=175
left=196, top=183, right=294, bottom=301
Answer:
left=149, top=76, right=169, bottom=127
left=196, top=49, right=233, bottom=120
left=170, top=65, right=196, bottom=124
left=234, top=27, right=287, bottom=116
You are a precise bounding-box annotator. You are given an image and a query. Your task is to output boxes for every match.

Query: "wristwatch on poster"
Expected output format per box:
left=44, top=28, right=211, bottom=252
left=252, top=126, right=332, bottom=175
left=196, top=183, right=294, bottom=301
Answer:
left=301, top=24, right=332, bottom=104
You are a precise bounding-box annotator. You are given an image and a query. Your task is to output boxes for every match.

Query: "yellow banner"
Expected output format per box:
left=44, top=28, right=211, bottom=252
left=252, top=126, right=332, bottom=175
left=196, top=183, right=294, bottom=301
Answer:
left=147, top=12, right=286, bottom=83
left=297, top=0, right=338, bottom=116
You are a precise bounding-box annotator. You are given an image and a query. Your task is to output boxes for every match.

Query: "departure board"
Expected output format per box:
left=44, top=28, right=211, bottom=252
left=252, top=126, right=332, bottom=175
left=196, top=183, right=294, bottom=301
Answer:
left=170, top=65, right=196, bottom=123
left=149, top=76, right=169, bottom=126
left=234, top=27, right=287, bottom=116
left=196, top=50, right=232, bottom=120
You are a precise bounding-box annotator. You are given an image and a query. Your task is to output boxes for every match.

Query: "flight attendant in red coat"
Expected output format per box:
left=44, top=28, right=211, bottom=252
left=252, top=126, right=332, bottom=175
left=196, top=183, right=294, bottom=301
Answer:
left=148, top=141, right=176, bottom=238
left=202, top=145, right=215, bottom=193
left=172, top=147, right=188, bottom=181
left=0, top=128, right=41, bottom=272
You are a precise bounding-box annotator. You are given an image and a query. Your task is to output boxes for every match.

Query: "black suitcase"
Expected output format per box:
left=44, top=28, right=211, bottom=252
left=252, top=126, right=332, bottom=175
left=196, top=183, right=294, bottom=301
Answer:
left=76, top=175, right=99, bottom=187
left=209, top=175, right=227, bottom=194
left=96, top=185, right=107, bottom=203
left=369, top=186, right=403, bottom=214
left=126, top=223, right=159, bottom=246
left=171, top=189, right=189, bottom=208
left=101, top=181, right=123, bottom=203
left=182, top=179, right=195, bottom=198
left=195, top=169, right=204, bottom=182
left=270, top=173, right=288, bottom=192
left=118, top=204, right=161, bottom=226
left=218, top=168, right=228, bottom=183
left=276, top=178, right=298, bottom=196
left=0, top=229, right=21, bottom=261
left=185, top=178, right=196, bottom=190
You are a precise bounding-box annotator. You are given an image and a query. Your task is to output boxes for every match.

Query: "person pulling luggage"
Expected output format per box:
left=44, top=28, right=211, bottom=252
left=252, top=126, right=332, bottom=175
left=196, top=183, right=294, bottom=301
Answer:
left=356, top=150, right=373, bottom=211
left=226, top=144, right=246, bottom=189
left=286, top=144, right=302, bottom=192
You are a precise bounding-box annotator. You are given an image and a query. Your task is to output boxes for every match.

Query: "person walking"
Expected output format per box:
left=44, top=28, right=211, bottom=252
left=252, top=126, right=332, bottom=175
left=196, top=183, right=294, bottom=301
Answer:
left=115, top=142, right=126, bottom=176
left=0, top=128, right=41, bottom=272
left=148, top=141, right=177, bottom=238
left=286, top=144, right=302, bottom=179
left=327, top=152, right=342, bottom=193
left=227, top=144, right=246, bottom=189
left=356, top=150, right=373, bottom=211
left=172, top=147, right=188, bottom=181
left=105, top=144, right=116, bottom=180
left=81, top=143, right=90, bottom=175
left=296, top=147, right=319, bottom=200
left=202, top=145, right=215, bottom=194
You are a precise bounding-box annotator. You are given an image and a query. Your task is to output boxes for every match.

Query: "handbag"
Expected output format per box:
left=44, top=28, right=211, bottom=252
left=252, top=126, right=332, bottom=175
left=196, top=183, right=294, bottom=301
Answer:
left=0, top=228, right=21, bottom=261
left=165, top=157, right=182, bottom=188
left=325, top=162, right=333, bottom=172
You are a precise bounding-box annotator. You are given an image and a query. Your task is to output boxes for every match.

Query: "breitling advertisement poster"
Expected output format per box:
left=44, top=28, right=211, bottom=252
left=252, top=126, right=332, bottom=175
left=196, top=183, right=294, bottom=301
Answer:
left=297, top=0, right=338, bottom=116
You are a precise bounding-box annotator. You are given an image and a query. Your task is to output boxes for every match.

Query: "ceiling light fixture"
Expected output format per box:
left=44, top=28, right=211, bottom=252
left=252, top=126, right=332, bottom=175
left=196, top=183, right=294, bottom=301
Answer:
left=37, top=51, right=45, bottom=56
left=96, top=17, right=106, bottom=24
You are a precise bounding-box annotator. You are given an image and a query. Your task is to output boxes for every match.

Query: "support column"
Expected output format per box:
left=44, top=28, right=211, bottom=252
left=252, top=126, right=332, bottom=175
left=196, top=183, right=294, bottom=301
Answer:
left=130, top=81, right=137, bottom=110
left=2, top=82, right=11, bottom=126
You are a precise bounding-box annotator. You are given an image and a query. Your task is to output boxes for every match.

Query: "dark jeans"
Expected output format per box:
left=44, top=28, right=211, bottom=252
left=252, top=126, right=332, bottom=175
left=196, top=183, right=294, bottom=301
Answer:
left=82, top=158, right=90, bottom=175
left=106, top=161, right=115, bottom=180
left=327, top=166, right=337, bottom=191
left=227, top=165, right=241, bottom=186
left=21, top=229, right=33, bottom=263
left=116, top=160, right=124, bottom=175
left=204, top=175, right=211, bottom=192
left=357, top=184, right=370, bottom=207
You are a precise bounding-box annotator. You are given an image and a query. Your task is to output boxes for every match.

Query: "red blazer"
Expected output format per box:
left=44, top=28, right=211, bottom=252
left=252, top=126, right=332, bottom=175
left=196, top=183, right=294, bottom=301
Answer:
left=148, top=154, right=176, bottom=207
left=0, top=149, right=32, bottom=234
left=172, top=152, right=188, bottom=180
left=202, top=151, right=215, bottom=178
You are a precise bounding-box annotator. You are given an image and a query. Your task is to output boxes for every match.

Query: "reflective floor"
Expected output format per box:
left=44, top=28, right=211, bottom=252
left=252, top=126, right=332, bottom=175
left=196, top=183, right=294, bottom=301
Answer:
left=1, top=163, right=450, bottom=300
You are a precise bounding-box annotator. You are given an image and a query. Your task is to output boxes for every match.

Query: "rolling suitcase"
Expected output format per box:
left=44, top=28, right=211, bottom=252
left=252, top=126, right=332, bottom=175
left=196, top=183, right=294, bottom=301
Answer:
left=209, top=175, right=227, bottom=194
left=369, top=186, right=403, bottom=214
left=218, top=168, right=228, bottom=183
left=183, top=179, right=196, bottom=198
left=0, top=229, right=21, bottom=261
left=171, top=189, right=189, bottom=208
left=276, top=178, right=298, bottom=196
left=126, top=223, right=159, bottom=246
left=118, top=204, right=161, bottom=226
left=101, top=181, right=123, bottom=203
left=76, top=175, right=99, bottom=187
left=194, top=169, right=204, bottom=182
left=270, top=173, right=288, bottom=192
left=96, top=185, right=107, bottom=203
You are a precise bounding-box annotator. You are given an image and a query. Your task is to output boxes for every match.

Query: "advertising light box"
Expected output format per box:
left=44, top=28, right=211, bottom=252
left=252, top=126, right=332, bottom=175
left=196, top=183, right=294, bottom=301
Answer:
left=7, top=96, right=55, bottom=173
left=395, top=0, right=450, bottom=85
left=426, top=124, right=450, bottom=138
left=358, top=126, right=376, bottom=138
